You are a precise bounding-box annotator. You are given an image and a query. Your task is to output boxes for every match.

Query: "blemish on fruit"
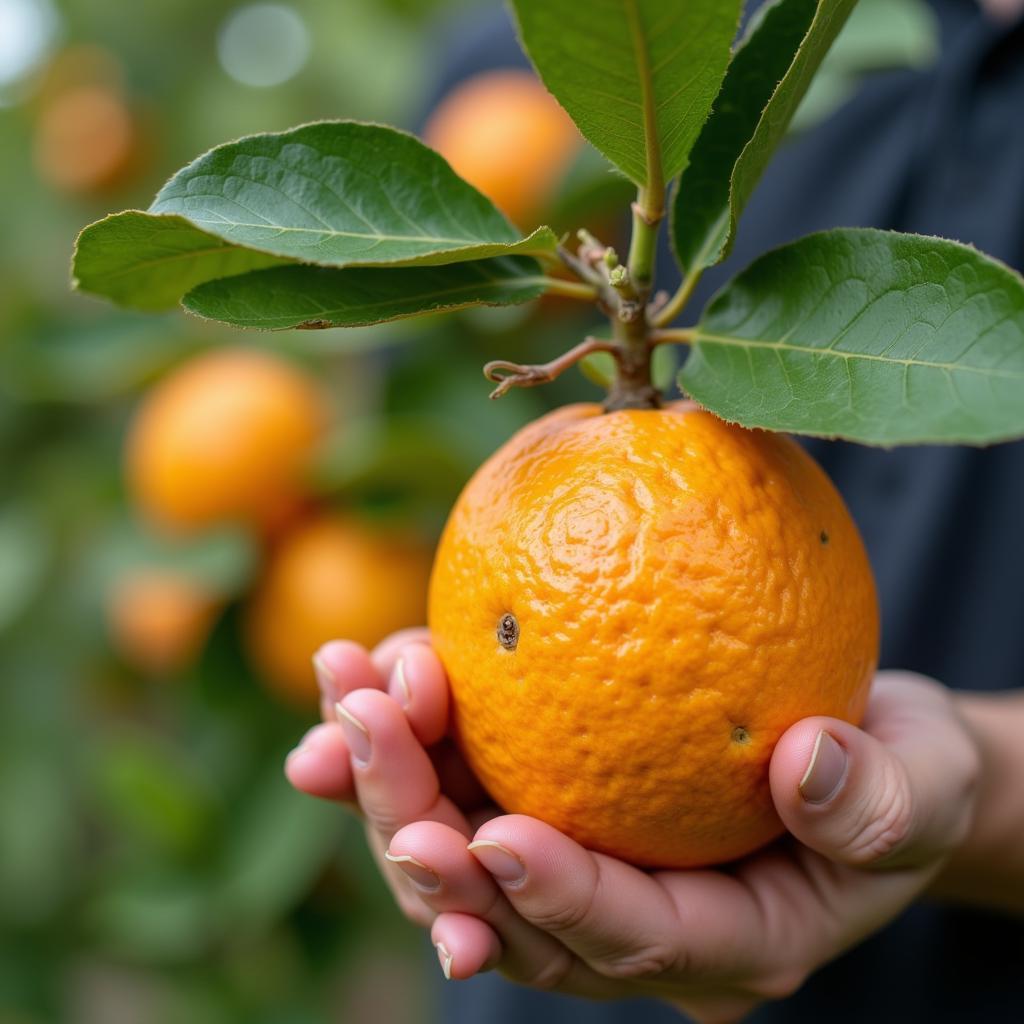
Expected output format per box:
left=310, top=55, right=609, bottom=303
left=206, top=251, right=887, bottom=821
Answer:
left=497, top=613, right=519, bottom=651
left=731, top=725, right=751, bottom=745
left=819, top=530, right=830, bottom=545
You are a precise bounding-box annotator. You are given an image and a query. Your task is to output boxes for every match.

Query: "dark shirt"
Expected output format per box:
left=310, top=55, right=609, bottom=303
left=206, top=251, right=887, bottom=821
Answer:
left=428, top=1, right=1024, bottom=1020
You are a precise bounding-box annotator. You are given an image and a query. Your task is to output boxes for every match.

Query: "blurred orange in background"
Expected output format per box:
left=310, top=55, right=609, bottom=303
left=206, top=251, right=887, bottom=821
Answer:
left=33, top=83, right=140, bottom=195
left=423, top=68, right=582, bottom=228
left=244, top=512, right=433, bottom=706
left=124, top=347, right=328, bottom=538
left=30, top=44, right=149, bottom=197
left=105, top=567, right=221, bottom=677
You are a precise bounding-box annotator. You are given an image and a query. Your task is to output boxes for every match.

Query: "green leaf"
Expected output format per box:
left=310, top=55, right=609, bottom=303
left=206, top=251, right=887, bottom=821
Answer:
left=310, top=417, right=467, bottom=499
left=510, top=0, right=742, bottom=190
left=182, top=258, right=547, bottom=330
left=681, top=229, right=1024, bottom=445
left=88, top=729, right=219, bottom=859
left=150, top=121, right=556, bottom=265
left=0, top=754, right=77, bottom=926
left=88, top=520, right=257, bottom=600
left=1, top=312, right=200, bottom=401
left=216, top=766, right=343, bottom=932
left=85, top=870, right=213, bottom=962
left=72, top=212, right=290, bottom=311
left=72, top=122, right=557, bottom=312
left=0, top=505, right=50, bottom=633
left=790, top=0, right=938, bottom=133
left=672, top=0, right=857, bottom=284
left=812, top=0, right=936, bottom=73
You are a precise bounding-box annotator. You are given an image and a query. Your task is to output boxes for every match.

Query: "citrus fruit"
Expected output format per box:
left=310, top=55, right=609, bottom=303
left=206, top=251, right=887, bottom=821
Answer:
left=126, top=348, right=327, bottom=536
left=34, top=84, right=139, bottom=196
left=429, top=403, right=879, bottom=868
left=106, top=569, right=219, bottom=676
left=423, top=69, right=582, bottom=227
left=245, top=513, right=433, bottom=706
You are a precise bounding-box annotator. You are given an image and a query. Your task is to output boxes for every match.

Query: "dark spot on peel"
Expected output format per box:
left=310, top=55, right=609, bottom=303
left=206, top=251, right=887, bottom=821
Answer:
left=820, top=530, right=830, bottom=545
left=497, top=613, right=519, bottom=651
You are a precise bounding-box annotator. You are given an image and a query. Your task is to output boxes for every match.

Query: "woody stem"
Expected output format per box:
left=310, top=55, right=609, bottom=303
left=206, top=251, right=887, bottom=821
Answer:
left=602, top=188, right=665, bottom=411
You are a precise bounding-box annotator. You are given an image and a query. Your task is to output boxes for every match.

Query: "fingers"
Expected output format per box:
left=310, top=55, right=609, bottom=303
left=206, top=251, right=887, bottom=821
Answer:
left=389, top=820, right=614, bottom=997
left=770, top=671, right=981, bottom=869
left=387, top=642, right=449, bottom=747
left=317, top=637, right=447, bottom=746
left=289, top=637, right=451, bottom=805
left=431, top=914, right=502, bottom=981
left=284, top=722, right=354, bottom=802
left=370, top=627, right=431, bottom=678
left=466, top=815, right=688, bottom=984
left=313, top=640, right=381, bottom=723
left=339, top=688, right=468, bottom=840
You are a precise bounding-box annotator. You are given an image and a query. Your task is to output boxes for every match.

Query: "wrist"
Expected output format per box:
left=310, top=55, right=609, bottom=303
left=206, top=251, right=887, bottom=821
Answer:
left=929, top=691, right=1024, bottom=913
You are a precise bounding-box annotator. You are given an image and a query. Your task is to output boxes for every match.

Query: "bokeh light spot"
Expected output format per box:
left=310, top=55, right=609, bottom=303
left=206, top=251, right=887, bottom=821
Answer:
left=0, top=0, right=60, bottom=95
left=217, top=3, right=310, bottom=88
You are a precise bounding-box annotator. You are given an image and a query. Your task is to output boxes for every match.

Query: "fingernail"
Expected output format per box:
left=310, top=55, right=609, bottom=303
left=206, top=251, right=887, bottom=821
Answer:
left=384, top=851, right=441, bottom=893
left=335, top=702, right=371, bottom=766
left=467, top=840, right=526, bottom=885
left=799, top=730, right=848, bottom=804
left=285, top=740, right=313, bottom=768
left=284, top=724, right=327, bottom=769
left=435, top=941, right=453, bottom=980
left=313, top=652, right=336, bottom=699
left=389, top=656, right=411, bottom=709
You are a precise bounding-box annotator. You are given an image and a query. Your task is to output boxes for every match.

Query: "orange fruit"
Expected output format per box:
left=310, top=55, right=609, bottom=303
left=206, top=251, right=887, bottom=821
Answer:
left=126, top=348, right=327, bottom=536
left=34, top=84, right=139, bottom=196
left=245, top=513, right=433, bottom=706
left=106, top=569, right=219, bottom=676
left=429, top=403, right=879, bottom=868
left=423, top=69, right=582, bottom=227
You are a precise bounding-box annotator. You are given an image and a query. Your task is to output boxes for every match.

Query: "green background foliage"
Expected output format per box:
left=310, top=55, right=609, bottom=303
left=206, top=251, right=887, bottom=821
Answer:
left=0, top=2, right=564, bottom=1021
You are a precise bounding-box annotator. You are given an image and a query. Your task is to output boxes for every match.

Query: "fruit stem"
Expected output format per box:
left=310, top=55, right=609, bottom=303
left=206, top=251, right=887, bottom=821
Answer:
left=486, top=188, right=668, bottom=410
left=603, top=315, right=661, bottom=411
left=599, top=186, right=665, bottom=411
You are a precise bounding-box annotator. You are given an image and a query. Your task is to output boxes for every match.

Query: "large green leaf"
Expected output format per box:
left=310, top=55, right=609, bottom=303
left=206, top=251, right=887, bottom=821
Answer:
left=72, top=212, right=290, bottom=311
left=680, top=230, right=1024, bottom=445
left=510, top=0, right=742, bottom=191
left=150, top=121, right=556, bottom=264
left=182, top=257, right=547, bottom=329
left=73, top=122, right=557, bottom=312
left=671, top=0, right=856, bottom=285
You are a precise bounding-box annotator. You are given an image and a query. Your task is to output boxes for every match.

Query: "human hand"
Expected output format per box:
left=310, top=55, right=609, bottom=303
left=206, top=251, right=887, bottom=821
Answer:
left=286, top=638, right=979, bottom=1022
left=284, top=630, right=502, bottom=930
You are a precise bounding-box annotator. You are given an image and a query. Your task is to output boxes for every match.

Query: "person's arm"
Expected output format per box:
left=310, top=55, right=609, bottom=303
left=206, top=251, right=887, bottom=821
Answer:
left=932, top=691, right=1024, bottom=913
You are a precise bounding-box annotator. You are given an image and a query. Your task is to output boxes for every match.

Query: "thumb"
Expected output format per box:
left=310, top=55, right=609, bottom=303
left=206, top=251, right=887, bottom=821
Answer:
left=769, top=672, right=979, bottom=869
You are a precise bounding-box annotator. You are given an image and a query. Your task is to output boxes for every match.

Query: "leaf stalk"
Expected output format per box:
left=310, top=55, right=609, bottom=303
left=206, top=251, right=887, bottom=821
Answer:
left=651, top=266, right=703, bottom=327
left=539, top=277, right=601, bottom=301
